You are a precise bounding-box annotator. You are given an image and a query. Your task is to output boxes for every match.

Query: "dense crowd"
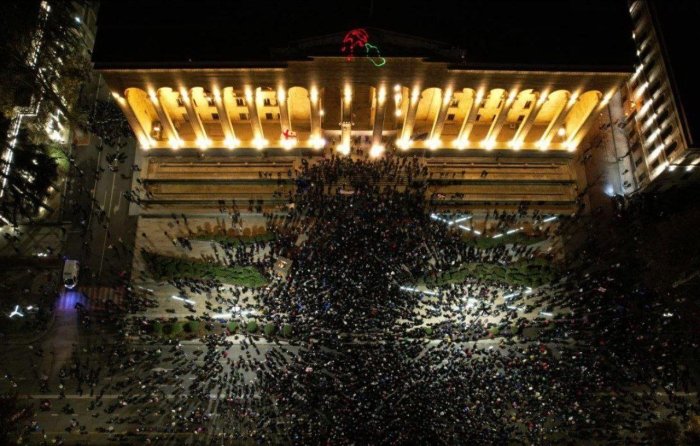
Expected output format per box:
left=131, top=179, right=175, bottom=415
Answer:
left=5, top=154, right=699, bottom=445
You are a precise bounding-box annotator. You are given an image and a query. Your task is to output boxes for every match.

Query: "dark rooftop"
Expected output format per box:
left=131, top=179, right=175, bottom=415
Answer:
left=93, top=0, right=636, bottom=71
left=649, top=0, right=699, bottom=148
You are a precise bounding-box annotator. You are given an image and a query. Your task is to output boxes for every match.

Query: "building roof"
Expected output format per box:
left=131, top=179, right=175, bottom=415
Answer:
left=93, top=0, right=636, bottom=72
left=648, top=0, right=699, bottom=148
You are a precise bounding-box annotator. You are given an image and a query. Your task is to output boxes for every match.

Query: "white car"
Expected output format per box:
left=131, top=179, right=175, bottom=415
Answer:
left=62, top=259, right=79, bottom=289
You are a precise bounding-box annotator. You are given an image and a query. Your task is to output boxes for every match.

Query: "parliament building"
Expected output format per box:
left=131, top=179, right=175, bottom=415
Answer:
left=93, top=0, right=698, bottom=215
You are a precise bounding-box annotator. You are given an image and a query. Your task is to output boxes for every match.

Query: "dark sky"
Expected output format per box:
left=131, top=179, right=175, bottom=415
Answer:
left=93, top=0, right=636, bottom=70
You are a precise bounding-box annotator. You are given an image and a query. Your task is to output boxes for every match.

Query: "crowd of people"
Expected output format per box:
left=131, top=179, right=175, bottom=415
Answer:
left=5, top=153, right=699, bottom=445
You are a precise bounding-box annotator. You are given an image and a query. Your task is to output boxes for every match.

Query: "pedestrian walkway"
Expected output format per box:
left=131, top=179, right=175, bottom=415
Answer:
left=78, top=286, right=126, bottom=311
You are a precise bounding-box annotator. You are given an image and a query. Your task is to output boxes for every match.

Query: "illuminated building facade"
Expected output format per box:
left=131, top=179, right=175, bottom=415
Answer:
left=94, top=2, right=654, bottom=213
left=622, top=0, right=700, bottom=188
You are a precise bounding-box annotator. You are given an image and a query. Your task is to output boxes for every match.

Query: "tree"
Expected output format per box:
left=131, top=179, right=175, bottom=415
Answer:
left=86, top=99, right=133, bottom=149
left=0, top=0, right=94, bottom=127
left=0, top=131, right=58, bottom=225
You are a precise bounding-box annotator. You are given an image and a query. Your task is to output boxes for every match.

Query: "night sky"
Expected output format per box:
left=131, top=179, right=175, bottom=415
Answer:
left=94, top=0, right=636, bottom=70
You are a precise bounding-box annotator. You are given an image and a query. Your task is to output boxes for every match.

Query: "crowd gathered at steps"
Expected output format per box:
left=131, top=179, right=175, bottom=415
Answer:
left=10, top=154, right=698, bottom=445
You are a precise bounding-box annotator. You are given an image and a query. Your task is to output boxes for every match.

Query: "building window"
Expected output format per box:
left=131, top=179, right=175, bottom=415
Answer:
left=447, top=114, right=455, bottom=121
left=651, top=158, right=660, bottom=169
left=207, top=98, right=215, bottom=106
left=475, top=114, right=481, bottom=122
left=211, top=113, right=219, bottom=120
left=634, top=156, right=643, bottom=167
left=176, top=97, right=184, bottom=107
left=638, top=172, right=648, bottom=182
left=660, top=125, right=673, bottom=141
left=239, top=113, right=248, bottom=120
left=524, top=100, right=532, bottom=109
left=263, top=98, right=272, bottom=106
left=517, top=114, right=525, bottom=123
left=450, top=99, right=459, bottom=108
left=665, top=140, right=678, bottom=156
left=265, top=112, right=273, bottom=120
left=236, top=98, right=245, bottom=107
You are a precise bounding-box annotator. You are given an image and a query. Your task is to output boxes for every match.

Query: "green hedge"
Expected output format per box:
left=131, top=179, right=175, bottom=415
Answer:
left=281, top=324, right=293, bottom=337
left=423, top=259, right=557, bottom=288
left=463, top=232, right=546, bottom=249
left=141, top=251, right=268, bottom=287
left=191, top=232, right=275, bottom=244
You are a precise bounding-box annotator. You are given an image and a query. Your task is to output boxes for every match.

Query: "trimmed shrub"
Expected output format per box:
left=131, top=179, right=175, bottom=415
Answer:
left=227, top=322, right=238, bottom=333
left=264, top=323, right=277, bottom=336
left=281, top=324, right=293, bottom=337
left=423, top=326, right=433, bottom=337
left=246, top=321, right=259, bottom=333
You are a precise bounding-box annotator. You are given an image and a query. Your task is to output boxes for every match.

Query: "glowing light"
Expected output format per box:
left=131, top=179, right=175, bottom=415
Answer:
left=253, top=137, right=268, bottom=150
left=344, top=85, right=352, bottom=103
left=395, top=109, right=402, bottom=117
left=506, top=228, right=520, bottom=235
left=168, top=137, right=183, bottom=149
left=319, top=109, right=325, bottom=117
left=483, top=139, right=495, bottom=150
left=568, top=92, right=579, bottom=105
left=394, top=84, right=401, bottom=92
left=396, top=139, right=411, bottom=150
left=9, top=305, right=24, bottom=318
left=427, top=138, right=441, bottom=150
left=310, top=87, right=318, bottom=103
left=310, top=135, right=326, bottom=150
left=667, top=164, right=676, bottom=172
left=377, top=86, right=386, bottom=103
left=400, top=286, right=437, bottom=296
left=369, top=144, right=384, bottom=158
left=543, top=216, right=557, bottom=223
left=225, top=137, right=240, bottom=149
left=171, top=295, right=196, bottom=305
left=454, top=139, right=467, bottom=150
left=340, top=28, right=369, bottom=61
left=277, top=88, right=286, bottom=102
left=442, top=89, right=453, bottom=105
left=510, top=140, right=523, bottom=150
left=180, top=89, right=189, bottom=101
left=111, top=91, right=121, bottom=100
left=148, top=91, right=157, bottom=103
left=197, top=138, right=211, bottom=149
left=365, top=43, right=386, bottom=67
left=472, top=229, right=482, bottom=235
left=557, top=127, right=566, bottom=137
left=244, top=88, right=253, bottom=103
left=281, top=138, right=297, bottom=150
left=565, top=141, right=576, bottom=152
left=337, top=144, right=350, bottom=155
left=492, top=233, right=504, bottom=239
left=411, top=88, right=420, bottom=103
left=475, top=90, right=484, bottom=104
left=536, top=140, right=548, bottom=151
